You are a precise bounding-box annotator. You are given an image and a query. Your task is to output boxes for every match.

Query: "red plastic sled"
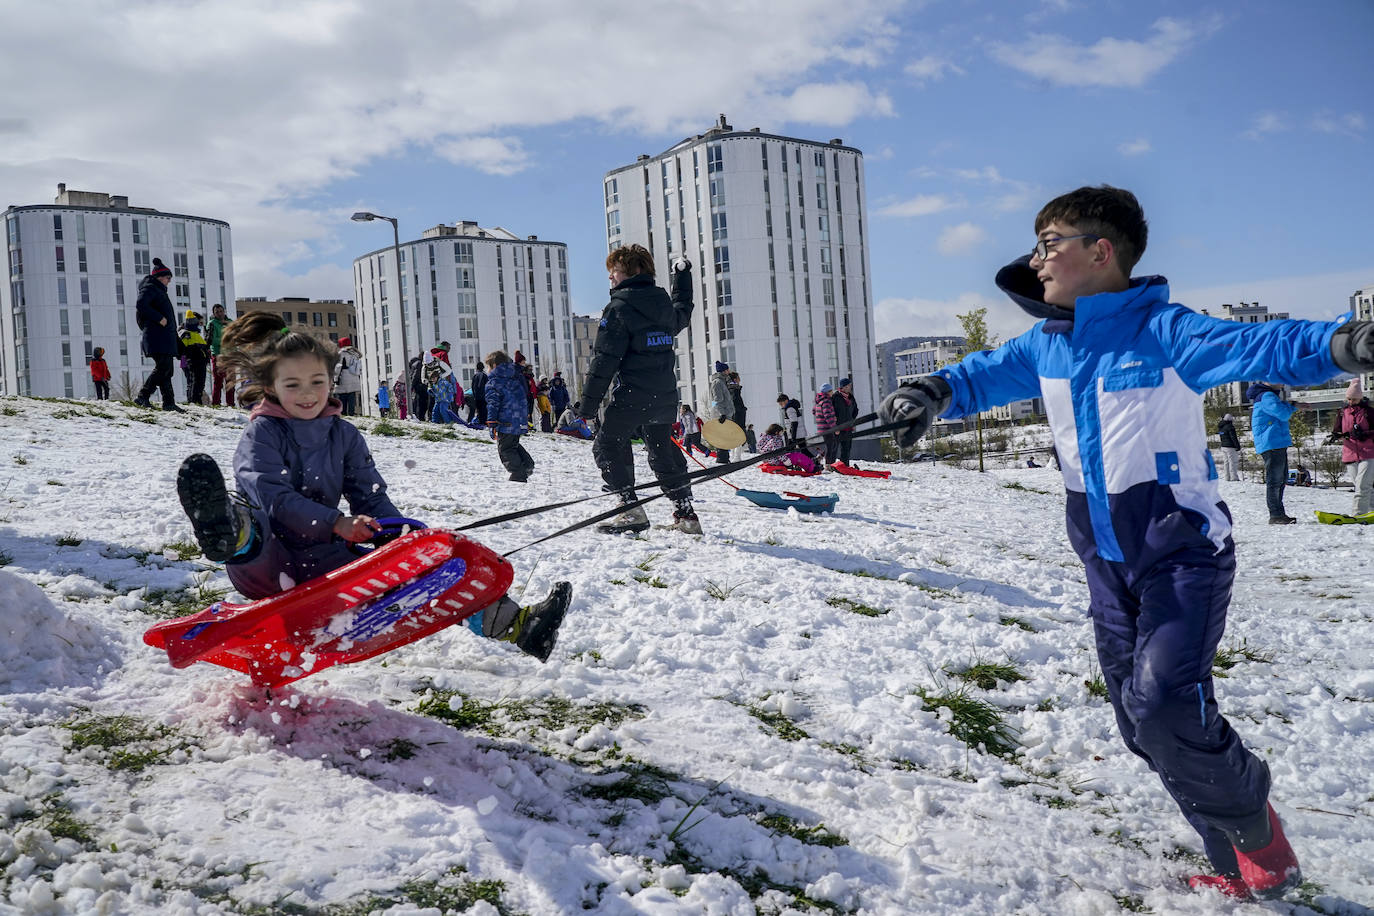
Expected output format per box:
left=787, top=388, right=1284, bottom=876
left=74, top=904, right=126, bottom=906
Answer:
left=759, top=462, right=823, bottom=477
left=143, top=529, right=513, bottom=688
left=830, top=460, right=891, bottom=479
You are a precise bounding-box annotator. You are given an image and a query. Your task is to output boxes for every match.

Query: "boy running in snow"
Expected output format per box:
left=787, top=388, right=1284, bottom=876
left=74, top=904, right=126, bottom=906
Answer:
left=880, top=185, right=1374, bottom=900
left=176, top=330, right=571, bottom=662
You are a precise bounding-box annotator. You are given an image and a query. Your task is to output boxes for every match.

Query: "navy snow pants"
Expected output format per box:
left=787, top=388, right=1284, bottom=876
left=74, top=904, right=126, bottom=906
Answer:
left=1083, top=538, right=1270, bottom=877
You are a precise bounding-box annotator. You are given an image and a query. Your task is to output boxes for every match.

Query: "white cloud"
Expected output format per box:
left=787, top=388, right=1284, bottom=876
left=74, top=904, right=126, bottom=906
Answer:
left=1118, top=138, right=1152, bottom=156
left=0, top=0, right=904, bottom=295
left=1243, top=111, right=1290, bottom=140
left=988, top=16, right=1219, bottom=88
left=1172, top=266, right=1374, bottom=324
left=874, top=290, right=1031, bottom=343
left=936, top=222, right=989, bottom=256
left=432, top=137, right=531, bottom=176
left=876, top=194, right=961, bottom=218
left=904, top=54, right=964, bottom=85
left=1311, top=111, right=1367, bottom=137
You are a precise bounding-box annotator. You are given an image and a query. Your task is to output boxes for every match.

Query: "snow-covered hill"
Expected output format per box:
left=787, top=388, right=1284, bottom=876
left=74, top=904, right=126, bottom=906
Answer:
left=1, top=397, right=1371, bottom=915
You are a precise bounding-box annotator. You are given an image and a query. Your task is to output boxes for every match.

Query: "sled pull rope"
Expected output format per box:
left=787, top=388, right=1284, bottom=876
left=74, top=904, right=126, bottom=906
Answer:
left=500, top=414, right=905, bottom=556
left=674, top=437, right=739, bottom=490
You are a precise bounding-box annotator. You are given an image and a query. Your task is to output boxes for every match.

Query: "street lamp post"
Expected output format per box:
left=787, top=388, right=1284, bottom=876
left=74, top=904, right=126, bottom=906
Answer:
left=351, top=211, right=411, bottom=402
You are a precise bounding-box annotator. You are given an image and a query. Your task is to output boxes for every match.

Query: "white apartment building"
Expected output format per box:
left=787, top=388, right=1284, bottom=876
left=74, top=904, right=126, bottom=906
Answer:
left=893, top=337, right=964, bottom=384
left=1, top=184, right=233, bottom=398
left=604, top=116, right=878, bottom=435
left=352, top=222, right=574, bottom=413
left=1352, top=285, right=1373, bottom=395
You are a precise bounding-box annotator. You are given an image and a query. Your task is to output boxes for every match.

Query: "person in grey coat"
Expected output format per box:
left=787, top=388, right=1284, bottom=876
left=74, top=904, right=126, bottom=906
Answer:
left=708, top=361, right=735, bottom=464
left=176, top=331, right=572, bottom=662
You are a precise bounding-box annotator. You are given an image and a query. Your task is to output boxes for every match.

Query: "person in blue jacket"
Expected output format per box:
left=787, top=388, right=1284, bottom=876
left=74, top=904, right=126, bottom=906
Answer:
left=484, top=349, right=535, bottom=482
left=880, top=185, right=1374, bottom=901
left=174, top=331, right=570, bottom=661
left=1247, top=382, right=1308, bottom=524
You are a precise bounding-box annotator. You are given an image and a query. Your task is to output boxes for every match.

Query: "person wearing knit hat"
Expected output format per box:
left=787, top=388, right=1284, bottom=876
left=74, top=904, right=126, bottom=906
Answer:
left=813, top=382, right=839, bottom=467
left=133, top=257, right=183, bottom=412
left=1333, top=376, right=1374, bottom=515
left=707, top=360, right=736, bottom=464
left=831, top=376, right=860, bottom=465
left=715, top=360, right=728, bottom=373
left=1216, top=412, right=1242, bottom=481
left=177, top=309, right=211, bottom=406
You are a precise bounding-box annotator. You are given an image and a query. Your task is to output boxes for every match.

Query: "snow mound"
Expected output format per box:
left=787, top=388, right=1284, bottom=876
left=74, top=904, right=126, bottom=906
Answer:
left=0, top=570, right=120, bottom=693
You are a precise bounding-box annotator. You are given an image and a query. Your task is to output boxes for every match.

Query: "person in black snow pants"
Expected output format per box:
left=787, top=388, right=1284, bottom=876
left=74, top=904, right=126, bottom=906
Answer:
left=579, top=244, right=698, bottom=534
left=133, top=258, right=184, bottom=413
left=1216, top=413, right=1242, bottom=482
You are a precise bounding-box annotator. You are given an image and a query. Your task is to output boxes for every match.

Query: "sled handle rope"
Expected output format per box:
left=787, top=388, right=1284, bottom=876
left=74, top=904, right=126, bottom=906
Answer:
left=494, top=412, right=907, bottom=556
left=674, top=437, right=740, bottom=490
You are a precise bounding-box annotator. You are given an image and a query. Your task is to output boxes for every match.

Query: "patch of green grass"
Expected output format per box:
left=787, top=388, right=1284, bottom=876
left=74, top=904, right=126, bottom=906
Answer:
left=826, top=596, right=889, bottom=617
left=842, top=567, right=893, bottom=580
left=414, top=688, right=647, bottom=741
left=757, top=812, right=848, bottom=848
left=917, top=687, right=1020, bottom=758
left=609, top=578, right=627, bottom=586
left=2, top=406, right=17, bottom=416
left=764, top=535, right=782, bottom=546
left=1112, top=893, right=1150, bottom=912
left=634, top=574, right=669, bottom=588
left=944, top=659, right=1027, bottom=691
left=1002, top=481, right=1050, bottom=495
left=582, top=761, right=678, bottom=805
left=130, top=413, right=159, bottom=424
left=12, top=454, right=27, bottom=465
left=56, top=533, right=83, bottom=546
left=1212, top=639, right=1276, bottom=677
left=142, top=578, right=229, bottom=620
left=742, top=702, right=810, bottom=742
left=1035, top=697, right=1056, bottom=712
left=418, top=428, right=455, bottom=442
left=999, top=615, right=1037, bottom=632
left=371, top=419, right=408, bottom=437
left=704, top=580, right=741, bottom=601
left=634, top=552, right=662, bottom=572
left=63, top=712, right=195, bottom=772
left=162, top=539, right=201, bottom=561
left=660, top=847, right=849, bottom=915
left=1277, top=573, right=1312, bottom=582
left=46, top=478, right=65, bottom=486
left=27, top=795, right=95, bottom=845
left=1084, top=673, right=1109, bottom=701
left=321, top=866, right=515, bottom=916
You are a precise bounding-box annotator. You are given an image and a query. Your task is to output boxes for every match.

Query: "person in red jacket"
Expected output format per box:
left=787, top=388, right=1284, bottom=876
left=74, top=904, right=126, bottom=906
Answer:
left=90, top=347, right=111, bottom=400
left=1332, top=377, right=1374, bottom=515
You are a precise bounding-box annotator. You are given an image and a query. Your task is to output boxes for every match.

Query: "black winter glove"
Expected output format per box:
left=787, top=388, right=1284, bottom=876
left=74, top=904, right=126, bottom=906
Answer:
left=670, top=257, right=692, bottom=295
left=880, top=376, right=953, bottom=448
left=1331, top=320, right=1374, bottom=373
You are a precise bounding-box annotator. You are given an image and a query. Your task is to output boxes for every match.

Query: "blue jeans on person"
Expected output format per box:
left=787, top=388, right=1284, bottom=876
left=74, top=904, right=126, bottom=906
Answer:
left=1261, top=448, right=1288, bottom=519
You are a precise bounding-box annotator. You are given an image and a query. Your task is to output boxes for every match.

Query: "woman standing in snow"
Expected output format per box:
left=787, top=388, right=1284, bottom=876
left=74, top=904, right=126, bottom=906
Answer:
left=1332, top=378, right=1374, bottom=516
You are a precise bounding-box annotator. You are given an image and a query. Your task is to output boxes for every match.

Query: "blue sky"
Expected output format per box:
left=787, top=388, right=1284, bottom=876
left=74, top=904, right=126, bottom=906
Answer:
left=2, top=0, right=1370, bottom=344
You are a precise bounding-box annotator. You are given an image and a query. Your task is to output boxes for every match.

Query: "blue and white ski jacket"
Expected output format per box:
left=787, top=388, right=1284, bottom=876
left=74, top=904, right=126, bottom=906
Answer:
left=937, top=258, right=1343, bottom=567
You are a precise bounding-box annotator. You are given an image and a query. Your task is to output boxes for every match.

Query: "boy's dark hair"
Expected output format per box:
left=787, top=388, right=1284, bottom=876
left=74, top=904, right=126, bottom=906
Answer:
left=606, top=243, right=655, bottom=277
left=240, top=331, right=338, bottom=407
left=1035, top=185, right=1148, bottom=276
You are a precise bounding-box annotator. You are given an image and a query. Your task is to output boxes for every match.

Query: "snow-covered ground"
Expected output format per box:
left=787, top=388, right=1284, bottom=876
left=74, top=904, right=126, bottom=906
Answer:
left=1, top=396, right=1371, bottom=916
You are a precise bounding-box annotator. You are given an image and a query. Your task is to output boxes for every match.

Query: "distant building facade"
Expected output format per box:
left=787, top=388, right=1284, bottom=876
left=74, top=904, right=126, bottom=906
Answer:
left=571, top=314, right=599, bottom=402
left=235, top=297, right=356, bottom=345
left=893, top=337, right=965, bottom=385
left=351, top=221, right=574, bottom=414
left=604, top=116, right=877, bottom=437
left=875, top=335, right=930, bottom=398
left=1, top=184, right=233, bottom=398
left=1353, top=285, right=1374, bottom=395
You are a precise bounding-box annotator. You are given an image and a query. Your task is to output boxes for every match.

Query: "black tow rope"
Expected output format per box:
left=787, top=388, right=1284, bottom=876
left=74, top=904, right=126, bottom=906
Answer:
left=468, top=411, right=906, bottom=556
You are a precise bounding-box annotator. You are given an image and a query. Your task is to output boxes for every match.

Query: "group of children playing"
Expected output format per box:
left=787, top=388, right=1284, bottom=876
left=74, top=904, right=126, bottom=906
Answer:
left=165, top=183, right=1374, bottom=903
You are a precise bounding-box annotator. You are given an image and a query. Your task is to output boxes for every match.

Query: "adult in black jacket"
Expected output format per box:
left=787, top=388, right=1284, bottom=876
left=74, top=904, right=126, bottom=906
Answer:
left=133, top=258, right=183, bottom=412
left=728, top=371, right=747, bottom=455
left=831, top=377, right=858, bottom=463
left=1216, top=413, right=1242, bottom=482
left=470, top=359, right=488, bottom=424
left=580, top=244, right=696, bottom=533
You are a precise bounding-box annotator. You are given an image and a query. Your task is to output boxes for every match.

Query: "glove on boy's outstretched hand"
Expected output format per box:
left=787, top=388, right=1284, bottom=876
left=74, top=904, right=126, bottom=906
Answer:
left=1332, top=321, right=1374, bottom=373
left=880, top=375, right=953, bottom=448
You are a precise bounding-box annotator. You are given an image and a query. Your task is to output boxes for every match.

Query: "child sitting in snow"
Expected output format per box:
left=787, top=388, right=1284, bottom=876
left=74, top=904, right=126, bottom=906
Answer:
left=757, top=423, right=787, bottom=454
left=176, top=329, right=571, bottom=662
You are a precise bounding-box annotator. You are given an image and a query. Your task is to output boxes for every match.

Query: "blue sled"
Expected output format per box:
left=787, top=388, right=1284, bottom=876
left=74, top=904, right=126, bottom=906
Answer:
left=736, top=489, right=838, bottom=514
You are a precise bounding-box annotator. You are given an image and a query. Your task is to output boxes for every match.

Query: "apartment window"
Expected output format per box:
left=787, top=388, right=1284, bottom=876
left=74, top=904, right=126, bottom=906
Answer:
left=196, top=224, right=203, bottom=248
left=607, top=209, right=621, bottom=238
left=816, top=183, right=828, bottom=209
left=174, top=252, right=189, bottom=277
left=718, top=310, right=734, bottom=339
left=217, top=256, right=224, bottom=282
left=312, top=312, right=322, bottom=326
left=282, top=311, right=292, bottom=324
left=455, top=241, right=473, bottom=263
left=817, top=215, right=830, bottom=242
left=711, top=212, right=727, bottom=241
left=55, top=245, right=65, bottom=272
left=813, top=150, right=826, bottom=172
left=132, top=219, right=147, bottom=244
left=714, top=245, right=730, bottom=275
left=197, top=254, right=205, bottom=279
left=297, top=312, right=308, bottom=325
left=820, top=247, right=833, bottom=274
left=75, top=215, right=85, bottom=243
left=78, top=246, right=87, bottom=272
left=605, top=178, right=619, bottom=206
left=110, top=217, right=120, bottom=243
left=80, top=278, right=89, bottom=304
left=706, top=143, right=723, bottom=173
left=173, top=223, right=186, bottom=248
left=328, top=313, right=338, bottom=327
left=709, top=177, right=726, bottom=207
left=82, top=308, right=92, bottom=336
left=116, top=280, right=124, bottom=305
left=715, top=277, right=732, bottom=307
left=57, top=279, right=67, bottom=305
left=61, top=343, right=71, bottom=367
left=134, top=249, right=150, bottom=275
left=60, top=308, right=69, bottom=333
left=53, top=215, right=63, bottom=239
left=113, top=249, right=122, bottom=275
left=456, top=267, right=475, bottom=289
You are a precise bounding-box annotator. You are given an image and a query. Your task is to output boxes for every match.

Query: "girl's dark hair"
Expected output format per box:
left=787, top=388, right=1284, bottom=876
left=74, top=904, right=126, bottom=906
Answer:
left=238, top=331, right=338, bottom=407
left=766, top=423, right=784, bottom=435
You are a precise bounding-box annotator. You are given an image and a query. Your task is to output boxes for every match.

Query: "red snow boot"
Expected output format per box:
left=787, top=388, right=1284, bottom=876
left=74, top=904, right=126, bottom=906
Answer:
left=1234, top=804, right=1302, bottom=899
left=1187, top=874, right=1251, bottom=900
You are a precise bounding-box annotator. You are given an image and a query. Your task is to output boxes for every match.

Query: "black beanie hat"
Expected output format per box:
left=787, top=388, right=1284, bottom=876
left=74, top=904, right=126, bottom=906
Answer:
left=150, top=258, right=172, bottom=278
